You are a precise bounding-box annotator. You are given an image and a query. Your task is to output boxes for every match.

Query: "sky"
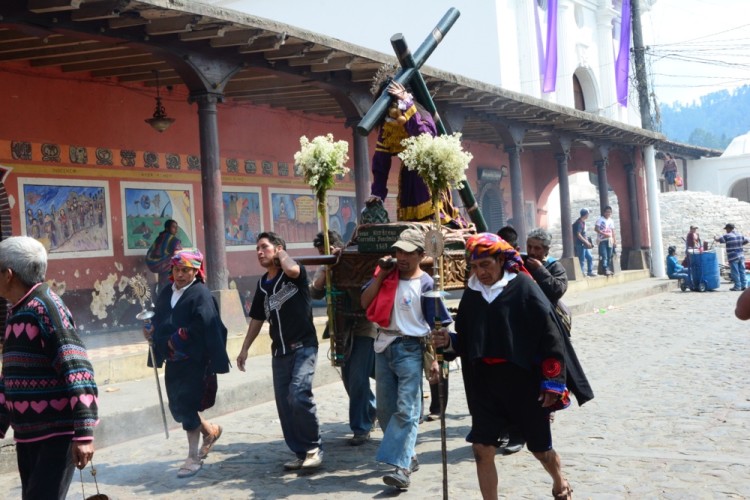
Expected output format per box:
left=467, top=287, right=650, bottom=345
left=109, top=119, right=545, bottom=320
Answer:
left=205, top=0, right=750, bottom=107
left=641, top=0, right=750, bottom=106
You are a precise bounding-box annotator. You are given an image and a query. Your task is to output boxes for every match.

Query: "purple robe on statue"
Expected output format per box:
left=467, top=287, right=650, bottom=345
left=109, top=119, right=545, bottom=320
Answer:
left=370, top=96, right=465, bottom=226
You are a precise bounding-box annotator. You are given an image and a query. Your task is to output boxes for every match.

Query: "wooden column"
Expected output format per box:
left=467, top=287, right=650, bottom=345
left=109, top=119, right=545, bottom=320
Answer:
left=350, top=124, right=370, bottom=214
left=192, top=91, right=227, bottom=291
left=507, top=145, right=527, bottom=249
left=595, top=159, right=610, bottom=213
left=625, top=163, right=642, bottom=249
left=556, top=153, right=574, bottom=258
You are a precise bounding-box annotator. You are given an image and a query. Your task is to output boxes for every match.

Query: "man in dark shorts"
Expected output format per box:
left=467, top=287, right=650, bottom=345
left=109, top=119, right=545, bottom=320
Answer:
left=432, top=233, right=575, bottom=499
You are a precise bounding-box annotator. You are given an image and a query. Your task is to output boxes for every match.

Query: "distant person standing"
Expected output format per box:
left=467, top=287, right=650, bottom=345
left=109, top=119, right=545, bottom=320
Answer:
left=594, top=206, right=616, bottom=276
left=714, top=223, right=749, bottom=291
left=572, top=208, right=595, bottom=277
left=146, top=219, right=182, bottom=293
left=686, top=225, right=701, bottom=251
left=661, top=153, right=678, bottom=192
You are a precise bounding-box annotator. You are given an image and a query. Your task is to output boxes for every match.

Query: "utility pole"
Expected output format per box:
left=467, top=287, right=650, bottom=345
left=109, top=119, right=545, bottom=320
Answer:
left=630, top=0, right=665, bottom=277
left=631, top=0, right=652, bottom=131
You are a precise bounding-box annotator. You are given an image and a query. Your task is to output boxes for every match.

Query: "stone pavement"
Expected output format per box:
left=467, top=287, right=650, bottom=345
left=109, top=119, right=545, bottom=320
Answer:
left=4, top=277, right=750, bottom=498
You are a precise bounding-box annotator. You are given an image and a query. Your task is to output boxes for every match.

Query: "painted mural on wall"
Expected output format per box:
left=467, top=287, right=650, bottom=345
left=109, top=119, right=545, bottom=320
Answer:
left=223, top=187, right=263, bottom=249
left=269, top=190, right=319, bottom=249
left=18, top=177, right=113, bottom=259
left=327, top=191, right=357, bottom=243
left=121, top=182, right=195, bottom=256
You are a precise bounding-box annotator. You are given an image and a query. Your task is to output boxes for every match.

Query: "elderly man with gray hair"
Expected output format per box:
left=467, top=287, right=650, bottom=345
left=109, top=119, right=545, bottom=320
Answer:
left=0, top=236, right=98, bottom=499
left=525, top=228, right=568, bottom=305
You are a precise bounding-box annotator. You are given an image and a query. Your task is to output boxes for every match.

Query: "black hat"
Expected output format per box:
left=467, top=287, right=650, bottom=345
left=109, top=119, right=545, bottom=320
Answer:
left=725, top=223, right=735, bottom=231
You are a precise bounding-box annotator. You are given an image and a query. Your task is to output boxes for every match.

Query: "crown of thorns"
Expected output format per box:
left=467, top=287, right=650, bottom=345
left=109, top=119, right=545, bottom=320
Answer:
left=370, top=63, right=398, bottom=96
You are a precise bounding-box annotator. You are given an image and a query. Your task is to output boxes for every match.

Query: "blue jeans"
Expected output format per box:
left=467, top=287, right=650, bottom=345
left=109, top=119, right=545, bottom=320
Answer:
left=729, top=257, right=747, bottom=289
left=375, top=336, right=423, bottom=470
left=598, top=241, right=613, bottom=272
left=272, top=346, right=322, bottom=457
left=576, top=244, right=593, bottom=274
left=341, top=335, right=376, bottom=436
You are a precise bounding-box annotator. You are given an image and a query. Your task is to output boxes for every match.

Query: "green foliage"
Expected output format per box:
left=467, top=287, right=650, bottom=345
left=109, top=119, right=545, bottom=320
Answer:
left=660, top=85, right=750, bottom=150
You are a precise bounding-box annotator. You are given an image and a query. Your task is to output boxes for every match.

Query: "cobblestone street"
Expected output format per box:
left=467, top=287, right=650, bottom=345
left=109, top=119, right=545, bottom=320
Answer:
left=3, top=286, right=750, bottom=499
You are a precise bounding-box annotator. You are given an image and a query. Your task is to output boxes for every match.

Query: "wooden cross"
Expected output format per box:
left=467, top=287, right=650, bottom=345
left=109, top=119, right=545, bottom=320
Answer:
left=357, top=8, right=488, bottom=232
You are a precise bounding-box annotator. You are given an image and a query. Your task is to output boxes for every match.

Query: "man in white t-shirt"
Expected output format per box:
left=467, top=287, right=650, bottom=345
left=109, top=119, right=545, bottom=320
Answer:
left=360, top=228, right=452, bottom=491
left=594, top=206, right=617, bottom=276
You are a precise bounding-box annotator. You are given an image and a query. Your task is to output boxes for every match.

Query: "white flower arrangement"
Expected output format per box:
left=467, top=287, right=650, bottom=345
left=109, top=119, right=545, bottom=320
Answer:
left=294, top=134, right=350, bottom=198
left=398, top=132, right=472, bottom=202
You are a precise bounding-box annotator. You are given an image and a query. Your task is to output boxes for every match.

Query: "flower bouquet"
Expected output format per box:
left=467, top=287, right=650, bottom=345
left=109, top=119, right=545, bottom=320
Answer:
left=294, top=133, right=350, bottom=200
left=398, top=132, right=472, bottom=209
left=294, top=133, right=350, bottom=366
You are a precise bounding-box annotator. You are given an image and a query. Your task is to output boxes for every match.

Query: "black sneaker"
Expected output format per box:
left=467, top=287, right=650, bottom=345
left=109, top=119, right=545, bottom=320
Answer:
left=349, top=433, right=370, bottom=446
left=383, top=467, right=410, bottom=490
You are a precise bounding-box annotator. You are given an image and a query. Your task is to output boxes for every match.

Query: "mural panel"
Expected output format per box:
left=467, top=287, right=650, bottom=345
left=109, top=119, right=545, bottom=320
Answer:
left=269, top=189, right=319, bottom=249
left=223, top=187, right=263, bottom=250
left=121, top=182, right=195, bottom=256
left=18, top=178, right=113, bottom=259
left=327, top=190, right=357, bottom=243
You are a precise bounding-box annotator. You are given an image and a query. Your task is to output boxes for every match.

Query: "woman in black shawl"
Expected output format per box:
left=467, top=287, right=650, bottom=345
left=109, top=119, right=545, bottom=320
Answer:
left=145, top=248, right=230, bottom=478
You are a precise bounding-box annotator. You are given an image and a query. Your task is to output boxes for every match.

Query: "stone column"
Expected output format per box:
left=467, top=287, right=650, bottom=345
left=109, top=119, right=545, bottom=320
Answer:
left=645, top=145, right=666, bottom=277
left=596, top=5, right=618, bottom=120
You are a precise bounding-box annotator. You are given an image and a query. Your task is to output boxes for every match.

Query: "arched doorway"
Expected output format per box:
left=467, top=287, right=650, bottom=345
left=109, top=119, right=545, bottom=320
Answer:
left=572, top=67, right=600, bottom=114
left=729, top=178, right=750, bottom=202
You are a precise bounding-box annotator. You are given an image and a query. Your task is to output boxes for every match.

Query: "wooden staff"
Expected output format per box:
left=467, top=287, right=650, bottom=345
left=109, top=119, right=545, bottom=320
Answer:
left=424, top=214, right=449, bottom=500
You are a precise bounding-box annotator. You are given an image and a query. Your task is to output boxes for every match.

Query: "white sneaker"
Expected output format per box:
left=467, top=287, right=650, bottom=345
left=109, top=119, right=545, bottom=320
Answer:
left=301, top=447, right=323, bottom=469
left=283, top=458, right=304, bottom=470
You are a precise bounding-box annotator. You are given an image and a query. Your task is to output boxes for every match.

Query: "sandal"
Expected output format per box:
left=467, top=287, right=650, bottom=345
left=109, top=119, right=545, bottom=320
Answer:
left=177, top=458, right=203, bottom=478
left=552, top=481, right=573, bottom=500
left=199, top=424, right=223, bottom=459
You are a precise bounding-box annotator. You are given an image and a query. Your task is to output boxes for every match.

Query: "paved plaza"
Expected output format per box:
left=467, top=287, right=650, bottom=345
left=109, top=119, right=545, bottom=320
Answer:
left=3, top=285, right=750, bottom=499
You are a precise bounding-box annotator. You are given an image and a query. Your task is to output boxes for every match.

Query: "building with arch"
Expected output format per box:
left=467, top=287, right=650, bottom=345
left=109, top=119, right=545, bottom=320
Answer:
left=0, top=0, right=717, bottom=334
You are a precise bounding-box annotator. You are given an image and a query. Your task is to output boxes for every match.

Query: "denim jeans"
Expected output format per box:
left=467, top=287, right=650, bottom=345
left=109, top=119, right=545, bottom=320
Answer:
left=375, top=336, right=423, bottom=470
left=576, top=244, right=593, bottom=274
left=598, top=241, right=613, bottom=272
left=341, top=335, right=376, bottom=436
left=729, top=257, right=747, bottom=289
left=272, top=345, right=322, bottom=457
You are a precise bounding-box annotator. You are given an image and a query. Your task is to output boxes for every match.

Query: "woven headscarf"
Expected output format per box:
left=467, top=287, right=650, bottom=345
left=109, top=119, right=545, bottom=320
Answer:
left=465, top=233, right=528, bottom=275
left=171, top=249, right=206, bottom=282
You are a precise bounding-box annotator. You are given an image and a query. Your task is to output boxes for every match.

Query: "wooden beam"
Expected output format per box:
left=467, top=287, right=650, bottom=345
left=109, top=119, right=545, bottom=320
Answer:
left=70, top=2, right=120, bottom=21
left=287, top=50, right=337, bottom=67
left=62, top=54, right=159, bottom=73
left=264, top=42, right=315, bottom=61
left=108, top=14, right=149, bottom=29
left=236, top=33, right=288, bottom=54
left=30, top=47, right=139, bottom=67
left=310, top=56, right=356, bottom=72
left=226, top=88, right=324, bottom=99
left=28, top=0, right=82, bottom=13
left=103, top=63, right=176, bottom=82
left=144, top=16, right=197, bottom=36
left=0, top=40, right=103, bottom=62
left=0, top=36, right=84, bottom=55
left=91, top=61, right=170, bottom=78
left=179, top=27, right=227, bottom=42
left=209, top=29, right=263, bottom=48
